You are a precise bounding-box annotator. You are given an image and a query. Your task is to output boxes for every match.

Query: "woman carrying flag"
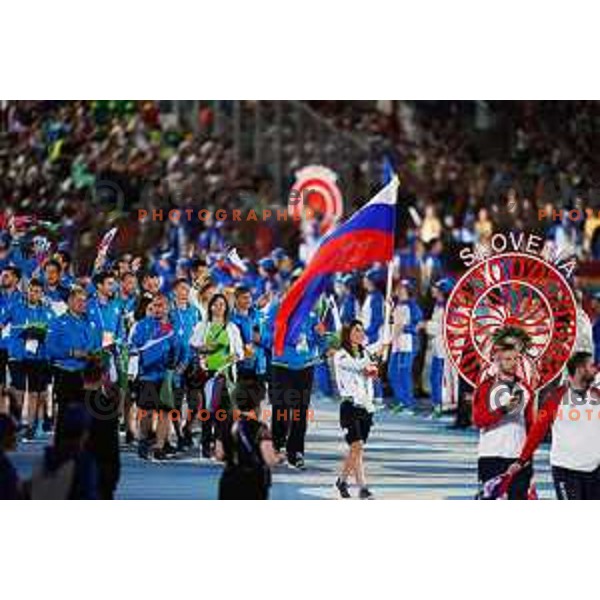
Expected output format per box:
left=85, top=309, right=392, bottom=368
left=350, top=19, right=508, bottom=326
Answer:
left=333, top=320, right=380, bottom=499
left=273, top=176, right=400, bottom=469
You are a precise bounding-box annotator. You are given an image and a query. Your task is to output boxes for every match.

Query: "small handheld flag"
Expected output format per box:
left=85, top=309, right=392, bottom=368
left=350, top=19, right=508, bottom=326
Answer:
left=97, top=227, right=118, bottom=260
left=227, top=247, right=248, bottom=273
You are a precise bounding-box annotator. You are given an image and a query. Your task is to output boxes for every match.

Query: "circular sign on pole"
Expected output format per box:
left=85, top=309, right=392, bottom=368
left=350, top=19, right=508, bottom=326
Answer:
left=288, top=165, right=343, bottom=233
left=443, top=252, right=577, bottom=390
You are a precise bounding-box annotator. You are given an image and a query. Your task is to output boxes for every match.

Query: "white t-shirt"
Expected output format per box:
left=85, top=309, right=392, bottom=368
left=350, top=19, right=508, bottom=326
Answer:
left=391, top=304, right=413, bottom=353
left=425, top=303, right=445, bottom=359
left=478, top=380, right=533, bottom=459
left=333, top=347, right=376, bottom=413
left=551, top=386, right=600, bottom=472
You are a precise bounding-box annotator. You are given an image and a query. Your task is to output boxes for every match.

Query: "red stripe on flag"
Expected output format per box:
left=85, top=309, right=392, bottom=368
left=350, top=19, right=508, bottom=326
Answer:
left=274, top=228, right=393, bottom=355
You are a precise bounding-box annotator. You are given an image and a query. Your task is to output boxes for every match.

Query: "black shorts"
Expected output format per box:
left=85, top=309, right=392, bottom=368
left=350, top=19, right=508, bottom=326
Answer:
left=133, top=379, right=169, bottom=411
left=9, top=360, right=51, bottom=393
left=176, top=371, right=201, bottom=412
left=183, top=386, right=203, bottom=412
left=552, top=465, right=600, bottom=500
left=340, top=401, right=373, bottom=445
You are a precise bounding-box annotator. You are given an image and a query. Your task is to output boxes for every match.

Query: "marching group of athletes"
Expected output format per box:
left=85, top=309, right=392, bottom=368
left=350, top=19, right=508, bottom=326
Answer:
left=1, top=229, right=600, bottom=499
left=0, top=228, right=457, bottom=499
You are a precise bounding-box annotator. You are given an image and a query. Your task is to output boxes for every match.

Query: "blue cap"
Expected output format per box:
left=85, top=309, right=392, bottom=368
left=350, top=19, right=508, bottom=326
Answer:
left=271, top=247, right=288, bottom=262
left=365, top=267, right=386, bottom=283
left=258, top=257, right=276, bottom=272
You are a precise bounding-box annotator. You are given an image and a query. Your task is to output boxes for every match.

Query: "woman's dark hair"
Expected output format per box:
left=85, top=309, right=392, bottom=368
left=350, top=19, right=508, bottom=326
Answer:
left=207, top=293, right=230, bottom=323
left=341, top=319, right=364, bottom=355
left=233, top=376, right=266, bottom=412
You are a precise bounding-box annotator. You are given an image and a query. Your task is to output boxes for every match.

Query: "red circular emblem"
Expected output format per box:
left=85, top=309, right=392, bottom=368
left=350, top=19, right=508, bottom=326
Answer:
left=443, top=252, right=577, bottom=390
left=288, top=165, right=343, bottom=233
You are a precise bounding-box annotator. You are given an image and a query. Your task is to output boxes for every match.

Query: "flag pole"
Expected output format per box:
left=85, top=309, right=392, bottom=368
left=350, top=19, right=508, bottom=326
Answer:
left=384, top=261, right=394, bottom=335
left=382, top=175, right=399, bottom=355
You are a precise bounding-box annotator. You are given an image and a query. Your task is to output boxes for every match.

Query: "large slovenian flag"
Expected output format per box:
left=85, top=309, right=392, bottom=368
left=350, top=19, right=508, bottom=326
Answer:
left=274, top=175, right=399, bottom=356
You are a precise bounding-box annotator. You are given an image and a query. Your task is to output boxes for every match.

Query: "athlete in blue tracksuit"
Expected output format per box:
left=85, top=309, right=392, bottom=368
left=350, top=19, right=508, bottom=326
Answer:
left=361, top=268, right=385, bottom=344
left=129, top=305, right=182, bottom=386
left=361, top=268, right=386, bottom=401
left=0, top=266, right=24, bottom=397
left=87, top=272, right=125, bottom=344
left=6, top=285, right=54, bottom=364
left=268, top=297, right=324, bottom=468
left=169, top=278, right=201, bottom=448
left=313, top=293, right=338, bottom=397
left=231, top=286, right=267, bottom=381
left=48, top=285, right=123, bottom=498
left=256, top=258, right=279, bottom=298
left=43, top=259, right=70, bottom=315
left=86, top=273, right=127, bottom=423
left=426, top=278, right=454, bottom=417
left=336, top=274, right=359, bottom=325
left=129, top=294, right=183, bottom=460
left=117, top=271, right=138, bottom=332
left=389, top=279, right=423, bottom=412
left=6, top=278, right=54, bottom=437
left=47, top=286, right=102, bottom=443
left=169, top=280, right=201, bottom=372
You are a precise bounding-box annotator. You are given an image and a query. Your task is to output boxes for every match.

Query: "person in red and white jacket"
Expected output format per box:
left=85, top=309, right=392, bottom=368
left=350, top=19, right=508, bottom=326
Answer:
left=472, top=339, right=535, bottom=499
left=506, top=351, right=600, bottom=499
